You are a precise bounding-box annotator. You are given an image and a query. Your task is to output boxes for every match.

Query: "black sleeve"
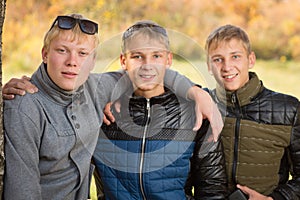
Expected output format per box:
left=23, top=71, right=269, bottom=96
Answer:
left=189, top=120, right=228, bottom=199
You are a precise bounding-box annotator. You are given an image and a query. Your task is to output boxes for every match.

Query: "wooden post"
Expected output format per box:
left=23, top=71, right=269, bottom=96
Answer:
left=0, top=0, right=6, bottom=198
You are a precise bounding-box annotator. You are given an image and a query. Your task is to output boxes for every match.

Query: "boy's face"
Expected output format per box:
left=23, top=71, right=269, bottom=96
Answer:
left=120, top=34, right=172, bottom=98
left=42, top=30, right=96, bottom=91
left=207, top=38, right=255, bottom=91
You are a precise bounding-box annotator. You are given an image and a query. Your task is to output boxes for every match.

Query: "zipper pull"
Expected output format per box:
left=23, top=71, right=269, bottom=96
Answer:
left=231, top=93, right=237, bottom=105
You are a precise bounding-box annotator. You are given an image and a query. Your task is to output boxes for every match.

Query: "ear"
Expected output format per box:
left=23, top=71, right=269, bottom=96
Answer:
left=248, top=51, right=256, bottom=69
left=166, top=52, right=173, bottom=69
left=42, top=47, right=48, bottom=64
left=120, top=54, right=127, bottom=70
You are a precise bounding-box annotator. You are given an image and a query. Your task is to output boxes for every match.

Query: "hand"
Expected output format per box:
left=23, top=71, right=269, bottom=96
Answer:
left=187, top=86, right=224, bottom=141
left=102, top=101, right=121, bottom=125
left=237, top=184, right=273, bottom=200
left=2, top=75, right=38, bottom=100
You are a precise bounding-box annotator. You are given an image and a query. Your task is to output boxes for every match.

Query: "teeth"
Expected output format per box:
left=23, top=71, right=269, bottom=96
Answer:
left=141, top=75, right=153, bottom=78
left=225, top=74, right=236, bottom=79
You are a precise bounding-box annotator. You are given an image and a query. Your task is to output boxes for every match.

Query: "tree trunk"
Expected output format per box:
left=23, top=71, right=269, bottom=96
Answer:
left=0, top=0, right=6, bottom=199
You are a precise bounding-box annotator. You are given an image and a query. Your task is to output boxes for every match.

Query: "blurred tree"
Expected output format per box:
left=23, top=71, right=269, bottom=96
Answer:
left=2, top=0, right=300, bottom=76
left=0, top=0, right=6, bottom=198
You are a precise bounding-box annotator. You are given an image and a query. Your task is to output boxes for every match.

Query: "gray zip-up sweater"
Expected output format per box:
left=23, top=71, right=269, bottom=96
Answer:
left=3, top=63, right=193, bottom=200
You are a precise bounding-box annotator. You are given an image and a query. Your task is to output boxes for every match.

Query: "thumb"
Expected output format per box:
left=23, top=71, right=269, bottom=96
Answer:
left=193, top=112, right=203, bottom=131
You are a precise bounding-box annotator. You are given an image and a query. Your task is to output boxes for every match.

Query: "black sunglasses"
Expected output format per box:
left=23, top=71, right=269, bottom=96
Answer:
left=122, top=23, right=167, bottom=40
left=49, top=16, right=98, bottom=35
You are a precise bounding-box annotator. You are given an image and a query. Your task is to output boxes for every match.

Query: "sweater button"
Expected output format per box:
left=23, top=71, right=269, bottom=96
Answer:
left=71, top=115, right=77, bottom=120
left=75, top=123, right=80, bottom=129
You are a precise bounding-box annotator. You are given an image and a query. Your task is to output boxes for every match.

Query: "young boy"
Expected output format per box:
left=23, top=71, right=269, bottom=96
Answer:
left=205, top=24, right=300, bottom=200
left=92, top=20, right=227, bottom=200
left=3, top=13, right=103, bottom=199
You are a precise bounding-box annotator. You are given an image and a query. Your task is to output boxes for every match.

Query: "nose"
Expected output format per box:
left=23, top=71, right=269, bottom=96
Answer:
left=221, top=59, right=232, bottom=72
left=66, top=52, right=78, bottom=67
left=140, top=56, right=153, bottom=70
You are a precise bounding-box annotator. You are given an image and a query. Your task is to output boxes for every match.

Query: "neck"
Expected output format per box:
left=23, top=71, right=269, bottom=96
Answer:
left=134, top=86, right=165, bottom=99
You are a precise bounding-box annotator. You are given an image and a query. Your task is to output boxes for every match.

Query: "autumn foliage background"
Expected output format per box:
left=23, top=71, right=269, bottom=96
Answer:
left=3, top=0, right=300, bottom=98
left=2, top=1, right=300, bottom=198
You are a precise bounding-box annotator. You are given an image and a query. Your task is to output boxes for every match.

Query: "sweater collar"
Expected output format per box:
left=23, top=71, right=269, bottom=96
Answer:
left=215, top=72, right=264, bottom=107
left=32, top=63, right=85, bottom=105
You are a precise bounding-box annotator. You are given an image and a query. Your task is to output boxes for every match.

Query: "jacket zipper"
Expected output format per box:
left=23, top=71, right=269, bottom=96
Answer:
left=231, top=93, right=242, bottom=186
left=139, top=99, right=151, bottom=200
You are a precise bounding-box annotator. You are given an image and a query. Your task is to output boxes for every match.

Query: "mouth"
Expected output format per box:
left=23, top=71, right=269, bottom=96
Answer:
left=223, top=73, right=238, bottom=80
left=62, top=71, right=78, bottom=78
left=140, top=74, right=155, bottom=80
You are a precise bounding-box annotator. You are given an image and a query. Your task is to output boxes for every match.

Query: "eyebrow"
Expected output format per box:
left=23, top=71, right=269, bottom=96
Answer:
left=211, top=50, right=244, bottom=57
left=128, top=50, right=167, bottom=54
left=230, top=51, right=244, bottom=54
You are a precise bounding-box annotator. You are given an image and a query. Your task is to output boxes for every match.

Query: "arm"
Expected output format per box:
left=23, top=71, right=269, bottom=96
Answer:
left=187, top=86, right=223, bottom=141
left=158, top=69, right=225, bottom=140
left=3, top=106, right=42, bottom=199
left=190, top=120, right=228, bottom=199
left=269, top=102, right=300, bottom=200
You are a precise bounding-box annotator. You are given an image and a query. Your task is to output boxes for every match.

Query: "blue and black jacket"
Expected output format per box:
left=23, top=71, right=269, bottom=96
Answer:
left=93, top=88, right=227, bottom=200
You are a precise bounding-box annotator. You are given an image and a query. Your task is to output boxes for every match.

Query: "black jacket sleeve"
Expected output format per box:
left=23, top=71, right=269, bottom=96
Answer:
left=185, top=120, right=228, bottom=200
left=270, top=102, right=300, bottom=200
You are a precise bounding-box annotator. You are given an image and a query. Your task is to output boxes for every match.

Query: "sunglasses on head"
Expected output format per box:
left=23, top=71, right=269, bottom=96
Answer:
left=122, top=23, right=167, bottom=40
left=49, top=15, right=98, bottom=35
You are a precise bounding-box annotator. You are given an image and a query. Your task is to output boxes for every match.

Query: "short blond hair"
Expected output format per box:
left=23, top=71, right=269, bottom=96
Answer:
left=121, top=20, right=169, bottom=53
left=205, top=24, right=251, bottom=56
left=43, top=13, right=100, bottom=51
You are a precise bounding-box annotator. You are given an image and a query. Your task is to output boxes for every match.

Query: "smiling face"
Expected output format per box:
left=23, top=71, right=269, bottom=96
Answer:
left=120, top=33, right=172, bottom=98
left=42, top=30, right=96, bottom=91
left=207, top=38, right=256, bottom=91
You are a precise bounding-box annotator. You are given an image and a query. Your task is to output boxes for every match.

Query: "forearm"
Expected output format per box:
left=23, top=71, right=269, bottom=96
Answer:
left=164, top=69, right=195, bottom=99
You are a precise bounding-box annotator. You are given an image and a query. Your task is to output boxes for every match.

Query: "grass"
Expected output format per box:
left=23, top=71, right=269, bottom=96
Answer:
left=90, top=176, right=97, bottom=200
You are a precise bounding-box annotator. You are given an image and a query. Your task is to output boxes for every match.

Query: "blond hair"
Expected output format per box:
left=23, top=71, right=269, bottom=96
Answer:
left=205, top=24, right=251, bottom=56
left=43, top=13, right=99, bottom=51
left=121, top=20, right=169, bottom=53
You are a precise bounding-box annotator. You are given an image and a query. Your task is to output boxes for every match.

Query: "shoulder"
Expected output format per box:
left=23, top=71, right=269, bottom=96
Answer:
left=260, top=87, right=299, bottom=107
left=87, top=71, right=127, bottom=89
left=4, top=93, right=40, bottom=111
left=89, top=71, right=125, bottom=82
left=4, top=92, right=46, bottom=122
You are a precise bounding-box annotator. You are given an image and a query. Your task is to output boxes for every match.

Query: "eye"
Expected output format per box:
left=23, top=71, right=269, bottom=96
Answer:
left=131, top=54, right=142, bottom=59
left=79, top=51, right=89, bottom=56
left=213, top=58, right=223, bottom=63
left=153, top=54, right=162, bottom=58
left=56, top=48, right=66, bottom=53
left=232, top=54, right=240, bottom=59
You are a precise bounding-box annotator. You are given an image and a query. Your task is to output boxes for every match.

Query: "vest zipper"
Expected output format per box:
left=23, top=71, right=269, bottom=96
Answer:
left=139, top=99, right=151, bottom=200
left=231, top=92, right=242, bottom=187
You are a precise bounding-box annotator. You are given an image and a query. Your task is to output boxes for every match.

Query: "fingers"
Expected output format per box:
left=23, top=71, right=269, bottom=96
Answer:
left=193, top=108, right=203, bottom=131
left=237, top=184, right=251, bottom=196
left=2, top=94, right=16, bottom=100
left=102, top=114, right=111, bottom=125
left=21, top=75, right=31, bottom=81
left=2, top=77, right=38, bottom=99
left=103, top=102, right=115, bottom=124
left=207, top=103, right=224, bottom=141
left=19, top=76, right=38, bottom=93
